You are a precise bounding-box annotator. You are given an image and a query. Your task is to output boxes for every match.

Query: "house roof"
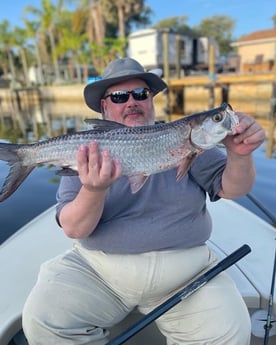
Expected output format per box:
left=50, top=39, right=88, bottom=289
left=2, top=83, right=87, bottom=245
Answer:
left=237, top=28, right=276, bottom=42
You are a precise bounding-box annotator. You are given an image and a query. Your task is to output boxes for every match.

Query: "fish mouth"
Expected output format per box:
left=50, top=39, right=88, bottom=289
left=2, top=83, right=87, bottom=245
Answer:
left=218, top=106, right=239, bottom=134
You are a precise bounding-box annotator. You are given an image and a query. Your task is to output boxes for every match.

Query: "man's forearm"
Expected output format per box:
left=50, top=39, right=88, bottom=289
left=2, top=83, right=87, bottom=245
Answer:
left=59, top=186, right=108, bottom=239
left=219, top=152, right=255, bottom=199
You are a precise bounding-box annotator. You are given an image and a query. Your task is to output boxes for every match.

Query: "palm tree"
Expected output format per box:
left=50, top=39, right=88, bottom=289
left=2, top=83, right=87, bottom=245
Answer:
left=116, top=0, right=146, bottom=39
left=55, top=9, right=88, bottom=83
left=24, top=0, right=62, bottom=83
left=12, top=26, right=31, bottom=86
left=24, top=20, right=45, bottom=85
left=79, top=0, right=149, bottom=71
left=19, top=0, right=152, bottom=81
left=99, top=0, right=149, bottom=39
left=82, top=0, right=105, bottom=46
left=89, top=36, right=127, bottom=72
left=0, top=49, right=9, bottom=76
left=0, top=20, right=17, bottom=86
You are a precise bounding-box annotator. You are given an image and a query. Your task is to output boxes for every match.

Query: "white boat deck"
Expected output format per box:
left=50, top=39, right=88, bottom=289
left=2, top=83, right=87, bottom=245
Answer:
left=208, top=198, right=276, bottom=312
left=0, top=199, right=276, bottom=344
left=0, top=206, right=72, bottom=345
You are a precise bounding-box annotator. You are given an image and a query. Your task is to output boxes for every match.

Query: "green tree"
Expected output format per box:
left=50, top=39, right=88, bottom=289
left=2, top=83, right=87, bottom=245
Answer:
left=23, top=0, right=64, bottom=83
left=55, top=9, right=88, bottom=83
left=153, top=16, right=195, bottom=37
left=0, top=0, right=152, bottom=83
left=12, top=26, right=32, bottom=86
left=194, top=15, right=235, bottom=54
left=99, top=0, right=151, bottom=38
left=90, top=37, right=127, bottom=73
left=272, top=14, right=276, bottom=28
left=0, top=20, right=17, bottom=84
left=0, top=49, right=9, bottom=76
left=57, top=27, right=87, bottom=82
left=72, top=0, right=149, bottom=72
left=23, top=19, right=45, bottom=85
left=87, top=0, right=106, bottom=45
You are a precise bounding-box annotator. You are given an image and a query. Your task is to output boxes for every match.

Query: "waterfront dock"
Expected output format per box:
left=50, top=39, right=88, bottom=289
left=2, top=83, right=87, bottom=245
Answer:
left=167, top=72, right=276, bottom=157
left=0, top=71, right=275, bottom=157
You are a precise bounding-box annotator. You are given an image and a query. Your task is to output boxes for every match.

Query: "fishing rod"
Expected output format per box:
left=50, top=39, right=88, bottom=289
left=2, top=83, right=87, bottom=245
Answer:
left=246, top=192, right=276, bottom=226
left=106, top=244, right=251, bottom=345
left=245, top=193, right=276, bottom=344
left=263, top=247, right=276, bottom=345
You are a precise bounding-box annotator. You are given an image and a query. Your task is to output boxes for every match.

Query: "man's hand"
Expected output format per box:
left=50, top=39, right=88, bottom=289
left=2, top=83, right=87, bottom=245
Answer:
left=77, top=141, right=123, bottom=192
left=223, top=112, right=265, bottom=156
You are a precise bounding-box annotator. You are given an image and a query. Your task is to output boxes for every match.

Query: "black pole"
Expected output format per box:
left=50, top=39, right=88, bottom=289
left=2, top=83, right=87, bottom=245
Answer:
left=246, top=193, right=276, bottom=226
left=106, top=244, right=251, bottom=345
left=263, top=248, right=276, bottom=345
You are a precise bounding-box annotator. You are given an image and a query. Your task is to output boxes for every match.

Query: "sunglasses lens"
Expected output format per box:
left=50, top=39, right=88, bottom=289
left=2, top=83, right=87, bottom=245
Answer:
left=110, top=91, right=129, bottom=103
left=132, top=88, right=150, bottom=101
left=106, top=88, right=151, bottom=104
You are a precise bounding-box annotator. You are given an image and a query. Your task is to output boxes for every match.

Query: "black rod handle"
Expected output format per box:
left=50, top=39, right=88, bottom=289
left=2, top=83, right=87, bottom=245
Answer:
left=199, top=243, right=251, bottom=281
left=106, top=244, right=251, bottom=345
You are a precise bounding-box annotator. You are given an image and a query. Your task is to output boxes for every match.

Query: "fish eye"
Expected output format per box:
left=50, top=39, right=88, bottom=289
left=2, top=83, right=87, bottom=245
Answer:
left=212, top=113, right=223, bottom=122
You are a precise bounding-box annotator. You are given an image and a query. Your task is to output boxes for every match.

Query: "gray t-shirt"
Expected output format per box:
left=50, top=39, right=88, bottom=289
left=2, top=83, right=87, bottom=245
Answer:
left=56, top=148, right=226, bottom=254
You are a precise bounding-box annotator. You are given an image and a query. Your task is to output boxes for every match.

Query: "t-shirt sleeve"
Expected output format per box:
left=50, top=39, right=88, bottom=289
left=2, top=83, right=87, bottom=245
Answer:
left=189, top=148, right=226, bottom=201
left=55, top=176, right=82, bottom=226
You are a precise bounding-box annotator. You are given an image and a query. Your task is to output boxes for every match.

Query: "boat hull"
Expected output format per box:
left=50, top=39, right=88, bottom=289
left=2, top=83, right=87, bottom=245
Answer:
left=1, top=199, right=276, bottom=345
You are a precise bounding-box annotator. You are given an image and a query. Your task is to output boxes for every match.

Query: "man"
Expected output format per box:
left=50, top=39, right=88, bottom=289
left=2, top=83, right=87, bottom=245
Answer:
left=23, top=57, right=265, bottom=344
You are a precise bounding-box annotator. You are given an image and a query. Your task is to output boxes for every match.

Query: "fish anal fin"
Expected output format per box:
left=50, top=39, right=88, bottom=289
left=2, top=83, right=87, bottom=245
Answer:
left=128, top=174, right=149, bottom=193
left=176, top=154, right=196, bottom=182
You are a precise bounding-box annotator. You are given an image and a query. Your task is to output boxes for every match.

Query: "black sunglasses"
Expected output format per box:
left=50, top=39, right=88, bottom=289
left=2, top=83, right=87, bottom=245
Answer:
left=103, top=87, right=151, bottom=104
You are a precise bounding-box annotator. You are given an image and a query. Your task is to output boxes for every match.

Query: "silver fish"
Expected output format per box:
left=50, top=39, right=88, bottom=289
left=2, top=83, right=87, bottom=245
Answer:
left=0, top=103, right=238, bottom=201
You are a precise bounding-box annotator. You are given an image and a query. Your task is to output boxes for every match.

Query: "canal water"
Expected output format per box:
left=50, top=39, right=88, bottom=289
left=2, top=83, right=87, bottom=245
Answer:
left=0, top=104, right=89, bottom=244
left=0, top=103, right=275, bottom=244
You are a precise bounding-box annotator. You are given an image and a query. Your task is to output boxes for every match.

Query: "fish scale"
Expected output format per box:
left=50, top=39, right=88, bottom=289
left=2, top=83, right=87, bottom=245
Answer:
left=0, top=103, right=238, bottom=201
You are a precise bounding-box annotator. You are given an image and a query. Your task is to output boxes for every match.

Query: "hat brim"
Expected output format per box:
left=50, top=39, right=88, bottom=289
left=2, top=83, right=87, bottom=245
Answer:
left=83, top=72, right=167, bottom=113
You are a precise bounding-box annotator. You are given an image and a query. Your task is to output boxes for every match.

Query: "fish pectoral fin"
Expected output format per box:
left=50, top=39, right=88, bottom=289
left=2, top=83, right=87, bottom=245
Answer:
left=128, top=174, right=150, bottom=193
left=56, top=168, right=79, bottom=176
left=176, top=154, right=196, bottom=182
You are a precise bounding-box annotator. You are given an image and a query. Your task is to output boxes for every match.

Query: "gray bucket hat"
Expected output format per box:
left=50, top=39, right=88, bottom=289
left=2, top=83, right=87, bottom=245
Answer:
left=84, top=58, right=167, bottom=113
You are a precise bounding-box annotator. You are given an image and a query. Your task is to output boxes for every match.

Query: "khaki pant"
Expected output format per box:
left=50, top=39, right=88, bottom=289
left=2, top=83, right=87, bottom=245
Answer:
left=23, top=243, right=251, bottom=344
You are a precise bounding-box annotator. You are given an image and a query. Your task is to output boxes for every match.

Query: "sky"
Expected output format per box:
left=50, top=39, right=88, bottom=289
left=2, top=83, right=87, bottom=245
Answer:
left=0, top=0, right=275, bottom=39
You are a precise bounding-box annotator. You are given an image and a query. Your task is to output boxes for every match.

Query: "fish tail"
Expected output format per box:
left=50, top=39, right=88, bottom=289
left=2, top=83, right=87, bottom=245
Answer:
left=0, top=143, right=34, bottom=202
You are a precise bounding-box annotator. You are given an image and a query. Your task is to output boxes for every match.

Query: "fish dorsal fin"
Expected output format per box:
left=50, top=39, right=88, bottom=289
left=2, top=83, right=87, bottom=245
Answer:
left=84, top=118, right=127, bottom=131
left=176, top=153, right=196, bottom=182
left=128, top=174, right=150, bottom=193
